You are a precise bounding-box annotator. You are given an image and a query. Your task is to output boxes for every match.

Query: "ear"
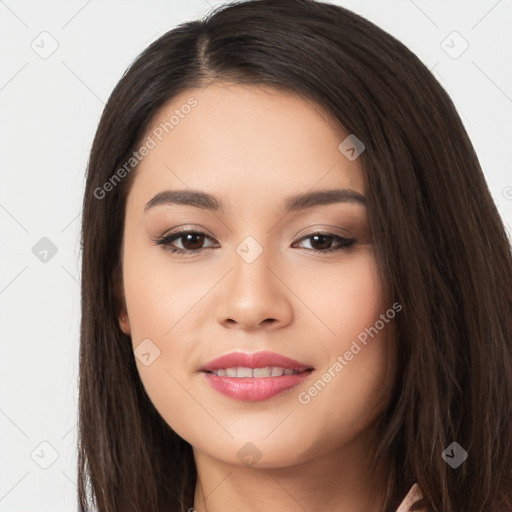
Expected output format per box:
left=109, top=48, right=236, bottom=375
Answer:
left=112, top=262, right=131, bottom=336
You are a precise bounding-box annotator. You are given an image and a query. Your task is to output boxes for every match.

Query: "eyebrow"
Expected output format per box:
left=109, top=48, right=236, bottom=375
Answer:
left=144, top=188, right=366, bottom=214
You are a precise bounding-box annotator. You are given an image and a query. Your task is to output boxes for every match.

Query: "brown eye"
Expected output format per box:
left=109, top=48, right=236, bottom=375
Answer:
left=178, top=232, right=207, bottom=251
left=307, top=234, right=334, bottom=251
left=293, top=232, right=356, bottom=253
left=154, top=230, right=355, bottom=256
left=155, top=231, right=217, bottom=255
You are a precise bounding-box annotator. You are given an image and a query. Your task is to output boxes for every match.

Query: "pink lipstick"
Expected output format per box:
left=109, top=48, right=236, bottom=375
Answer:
left=200, top=351, right=314, bottom=401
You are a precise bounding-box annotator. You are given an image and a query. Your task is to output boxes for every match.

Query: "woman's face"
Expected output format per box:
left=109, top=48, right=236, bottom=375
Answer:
left=117, top=82, right=396, bottom=468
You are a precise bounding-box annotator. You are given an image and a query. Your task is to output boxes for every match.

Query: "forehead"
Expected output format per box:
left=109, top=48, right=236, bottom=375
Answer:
left=126, top=82, right=365, bottom=213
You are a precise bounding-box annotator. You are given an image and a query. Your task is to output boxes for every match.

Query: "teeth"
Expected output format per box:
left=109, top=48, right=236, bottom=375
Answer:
left=237, top=366, right=253, bottom=378
left=210, top=366, right=302, bottom=377
left=271, top=366, right=284, bottom=376
left=253, top=367, right=271, bottom=377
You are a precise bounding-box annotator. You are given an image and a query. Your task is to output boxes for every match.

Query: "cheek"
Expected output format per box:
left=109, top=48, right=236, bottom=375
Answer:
left=295, top=248, right=387, bottom=343
left=120, top=237, right=215, bottom=431
left=122, top=237, right=204, bottom=345
left=291, top=251, right=394, bottom=442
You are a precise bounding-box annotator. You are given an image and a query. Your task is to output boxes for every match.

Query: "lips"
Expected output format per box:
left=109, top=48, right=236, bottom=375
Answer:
left=200, top=351, right=314, bottom=402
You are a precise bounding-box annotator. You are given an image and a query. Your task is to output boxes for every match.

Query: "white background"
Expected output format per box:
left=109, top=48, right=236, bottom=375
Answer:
left=1, top=0, right=511, bottom=510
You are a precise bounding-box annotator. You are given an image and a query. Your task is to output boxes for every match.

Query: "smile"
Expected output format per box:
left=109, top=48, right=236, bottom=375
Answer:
left=200, top=350, right=314, bottom=401
left=206, top=366, right=303, bottom=377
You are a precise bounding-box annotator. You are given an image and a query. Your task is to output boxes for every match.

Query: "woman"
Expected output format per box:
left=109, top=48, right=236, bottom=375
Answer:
left=78, top=1, right=512, bottom=511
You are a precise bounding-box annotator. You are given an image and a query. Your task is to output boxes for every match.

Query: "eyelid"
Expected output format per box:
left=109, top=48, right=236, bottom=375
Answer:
left=158, top=224, right=216, bottom=239
left=294, top=224, right=353, bottom=239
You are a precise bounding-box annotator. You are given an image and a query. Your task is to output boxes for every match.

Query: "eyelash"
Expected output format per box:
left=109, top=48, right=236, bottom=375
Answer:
left=154, top=229, right=356, bottom=255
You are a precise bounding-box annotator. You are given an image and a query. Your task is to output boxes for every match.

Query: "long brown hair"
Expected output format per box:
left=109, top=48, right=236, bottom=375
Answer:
left=78, top=1, right=512, bottom=510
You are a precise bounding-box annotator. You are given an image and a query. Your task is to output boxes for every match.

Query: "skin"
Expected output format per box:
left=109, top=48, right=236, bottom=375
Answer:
left=116, top=82, right=398, bottom=511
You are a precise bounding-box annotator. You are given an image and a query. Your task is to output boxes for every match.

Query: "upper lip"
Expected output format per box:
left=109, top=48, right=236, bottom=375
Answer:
left=200, top=351, right=314, bottom=372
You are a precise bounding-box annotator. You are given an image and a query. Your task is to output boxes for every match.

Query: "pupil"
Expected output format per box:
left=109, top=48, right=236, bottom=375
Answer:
left=184, top=233, right=204, bottom=250
left=312, top=234, right=331, bottom=250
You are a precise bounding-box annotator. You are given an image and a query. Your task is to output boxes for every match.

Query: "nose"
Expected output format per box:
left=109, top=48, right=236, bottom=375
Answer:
left=215, top=247, right=294, bottom=331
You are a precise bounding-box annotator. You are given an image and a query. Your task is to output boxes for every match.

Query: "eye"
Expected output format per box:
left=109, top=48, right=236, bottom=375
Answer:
left=153, top=230, right=356, bottom=255
left=292, top=232, right=356, bottom=252
left=154, top=230, right=218, bottom=255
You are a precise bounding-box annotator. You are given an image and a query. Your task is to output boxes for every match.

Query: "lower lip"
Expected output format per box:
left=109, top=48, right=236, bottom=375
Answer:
left=203, top=370, right=313, bottom=401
